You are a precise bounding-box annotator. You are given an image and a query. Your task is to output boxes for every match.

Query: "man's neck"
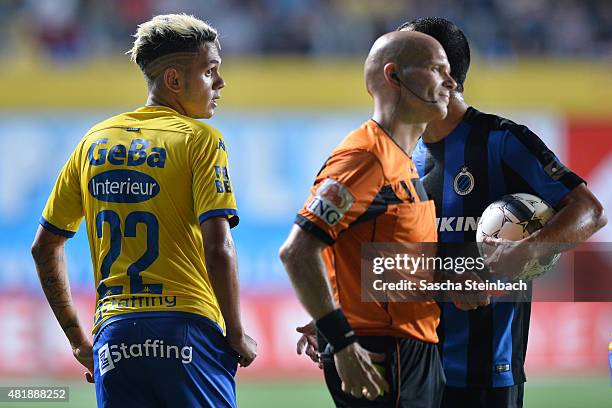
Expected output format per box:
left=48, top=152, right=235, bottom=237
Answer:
left=372, top=111, right=427, bottom=155
left=145, top=93, right=187, bottom=116
left=421, top=94, right=469, bottom=143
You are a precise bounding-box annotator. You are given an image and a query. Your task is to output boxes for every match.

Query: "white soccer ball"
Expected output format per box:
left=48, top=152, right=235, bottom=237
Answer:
left=476, top=193, right=561, bottom=280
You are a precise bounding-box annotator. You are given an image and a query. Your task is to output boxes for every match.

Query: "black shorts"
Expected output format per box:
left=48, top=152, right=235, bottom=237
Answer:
left=318, top=334, right=445, bottom=408
left=440, top=384, right=524, bottom=408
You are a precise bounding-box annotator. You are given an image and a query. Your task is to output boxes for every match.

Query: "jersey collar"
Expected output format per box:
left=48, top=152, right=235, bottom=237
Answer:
left=136, top=105, right=181, bottom=115
left=368, top=119, right=411, bottom=159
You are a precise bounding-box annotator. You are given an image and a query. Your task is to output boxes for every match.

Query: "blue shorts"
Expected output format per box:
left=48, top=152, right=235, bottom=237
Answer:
left=93, top=312, right=238, bottom=408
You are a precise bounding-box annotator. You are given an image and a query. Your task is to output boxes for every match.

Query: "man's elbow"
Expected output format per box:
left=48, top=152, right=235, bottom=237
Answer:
left=31, top=242, right=41, bottom=261
left=31, top=238, right=46, bottom=262
left=205, top=240, right=234, bottom=264
left=280, top=226, right=326, bottom=269
left=580, top=189, right=608, bottom=232
left=567, top=187, right=608, bottom=235
left=279, top=236, right=309, bottom=270
left=591, top=199, right=608, bottom=232
left=278, top=240, right=295, bottom=266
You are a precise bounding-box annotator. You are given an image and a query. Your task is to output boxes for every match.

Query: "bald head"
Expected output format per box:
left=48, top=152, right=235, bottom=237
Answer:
left=365, top=31, right=446, bottom=94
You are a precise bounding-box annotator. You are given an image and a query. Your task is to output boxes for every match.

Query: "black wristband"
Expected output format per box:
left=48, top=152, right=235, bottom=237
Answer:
left=315, top=309, right=357, bottom=354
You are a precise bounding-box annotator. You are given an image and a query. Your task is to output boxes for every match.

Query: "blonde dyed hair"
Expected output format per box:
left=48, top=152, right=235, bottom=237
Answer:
left=127, top=13, right=218, bottom=74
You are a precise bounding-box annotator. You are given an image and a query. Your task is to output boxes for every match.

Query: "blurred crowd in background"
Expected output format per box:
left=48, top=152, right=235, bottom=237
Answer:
left=0, top=0, right=611, bottom=61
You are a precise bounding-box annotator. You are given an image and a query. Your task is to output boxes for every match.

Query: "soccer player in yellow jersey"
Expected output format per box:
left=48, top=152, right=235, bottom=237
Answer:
left=30, top=14, right=256, bottom=408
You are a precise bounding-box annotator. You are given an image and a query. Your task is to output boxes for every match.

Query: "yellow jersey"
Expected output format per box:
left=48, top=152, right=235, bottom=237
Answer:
left=40, top=106, right=238, bottom=335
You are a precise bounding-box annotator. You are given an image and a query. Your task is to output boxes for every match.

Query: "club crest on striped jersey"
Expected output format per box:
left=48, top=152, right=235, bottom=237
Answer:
left=454, top=166, right=475, bottom=196
left=306, top=178, right=354, bottom=226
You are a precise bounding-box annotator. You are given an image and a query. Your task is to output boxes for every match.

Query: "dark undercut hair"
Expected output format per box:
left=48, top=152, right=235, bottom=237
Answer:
left=398, top=17, right=470, bottom=93
left=127, top=14, right=219, bottom=81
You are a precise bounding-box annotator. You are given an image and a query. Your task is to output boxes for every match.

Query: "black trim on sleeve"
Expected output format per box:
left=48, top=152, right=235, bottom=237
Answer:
left=295, top=214, right=335, bottom=246
left=315, top=156, right=332, bottom=178
left=557, top=171, right=586, bottom=191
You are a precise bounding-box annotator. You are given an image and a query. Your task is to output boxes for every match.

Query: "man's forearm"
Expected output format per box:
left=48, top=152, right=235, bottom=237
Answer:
left=31, top=239, right=87, bottom=346
left=280, top=237, right=337, bottom=320
left=528, top=186, right=607, bottom=255
left=284, top=254, right=337, bottom=320
left=205, top=241, right=245, bottom=337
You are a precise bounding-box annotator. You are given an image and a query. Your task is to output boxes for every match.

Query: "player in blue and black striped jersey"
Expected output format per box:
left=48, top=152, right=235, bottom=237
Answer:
left=400, top=18, right=607, bottom=408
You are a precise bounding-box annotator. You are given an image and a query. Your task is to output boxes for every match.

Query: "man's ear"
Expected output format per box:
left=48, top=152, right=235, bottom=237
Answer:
left=383, top=62, right=400, bottom=87
left=163, top=67, right=181, bottom=93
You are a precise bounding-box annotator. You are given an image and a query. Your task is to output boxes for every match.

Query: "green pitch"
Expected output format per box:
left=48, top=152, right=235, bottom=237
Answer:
left=0, top=376, right=610, bottom=407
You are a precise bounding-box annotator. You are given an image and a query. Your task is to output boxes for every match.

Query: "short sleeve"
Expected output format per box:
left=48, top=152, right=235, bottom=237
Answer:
left=191, top=128, right=239, bottom=228
left=296, top=150, right=384, bottom=245
left=501, top=127, right=585, bottom=208
left=40, top=149, right=83, bottom=238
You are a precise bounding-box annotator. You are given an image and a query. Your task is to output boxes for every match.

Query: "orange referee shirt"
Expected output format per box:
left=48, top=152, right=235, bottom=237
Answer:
left=296, top=120, right=439, bottom=343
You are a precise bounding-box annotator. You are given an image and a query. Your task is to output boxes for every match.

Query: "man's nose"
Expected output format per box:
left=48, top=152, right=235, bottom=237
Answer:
left=215, top=74, right=226, bottom=90
left=444, top=73, right=457, bottom=91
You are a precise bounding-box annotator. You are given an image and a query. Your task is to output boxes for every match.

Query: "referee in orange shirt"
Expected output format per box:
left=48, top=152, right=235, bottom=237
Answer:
left=280, top=31, right=456, bottom=407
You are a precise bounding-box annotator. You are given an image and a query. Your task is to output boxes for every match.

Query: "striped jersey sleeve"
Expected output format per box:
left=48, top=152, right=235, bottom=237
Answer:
left=499, top=126, right=585, bottom=208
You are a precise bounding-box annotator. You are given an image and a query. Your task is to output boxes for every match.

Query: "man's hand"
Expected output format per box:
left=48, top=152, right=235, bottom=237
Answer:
left=334, top=343, right=389, bottom=400
left=483, top=236, right=535, bottom=280
left=280, top=227, right=388, bottom=398
left=228, top=333, right=258, bottom=367
left=296, top=321, right=322, bottom=368
left=71, top=339, right=94, bottom=383
left=446, top=271, right=491, bottom=310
